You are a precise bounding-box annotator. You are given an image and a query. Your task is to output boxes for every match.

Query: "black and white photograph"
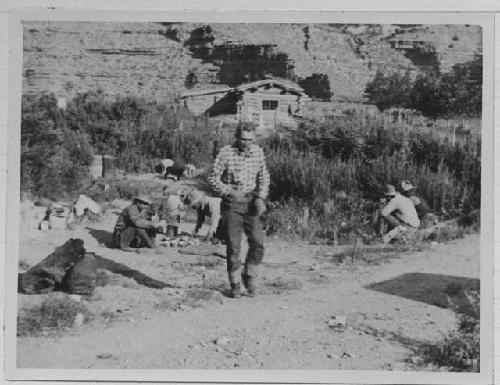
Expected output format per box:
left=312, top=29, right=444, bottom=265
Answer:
left=3, top=9, right=494, bottom=384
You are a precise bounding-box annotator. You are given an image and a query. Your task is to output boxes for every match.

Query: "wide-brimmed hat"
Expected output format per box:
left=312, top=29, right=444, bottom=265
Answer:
left=134, top=194, right=152, bottom=205
left=401, top=180, right=415, bottom=192
left=185, top=189, right=204, bottom=205
left=383, top=184, right=397, bottom=197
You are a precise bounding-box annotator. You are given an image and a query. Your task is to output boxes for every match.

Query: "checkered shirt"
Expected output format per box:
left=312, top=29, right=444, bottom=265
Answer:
left=209, top=143, right=270, bottom=200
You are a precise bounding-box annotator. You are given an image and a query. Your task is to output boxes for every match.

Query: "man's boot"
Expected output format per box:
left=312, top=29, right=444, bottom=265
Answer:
left=241, top=273, right=256, bottom=297
left=229, top=283, right=241, bottom=299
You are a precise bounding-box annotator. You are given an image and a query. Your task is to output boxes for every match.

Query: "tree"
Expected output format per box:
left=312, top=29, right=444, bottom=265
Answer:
left=21, top=94, right=93, bottom=198
left=364, top=71, right=412, bottom=111
left=298, top=73, right=332, bottom=101
left=410, top=70, right=447, bottom=118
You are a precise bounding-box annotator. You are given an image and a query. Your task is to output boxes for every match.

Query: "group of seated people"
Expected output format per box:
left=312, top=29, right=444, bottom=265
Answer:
left=112, top=178, right=435, bottom=251
left=375, top=180, right=436, bottom=243
left=112, top=188, right=223, bottom=251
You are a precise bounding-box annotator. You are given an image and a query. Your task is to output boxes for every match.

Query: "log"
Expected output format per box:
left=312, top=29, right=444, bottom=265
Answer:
left=18, top=238, right=86, bottom=294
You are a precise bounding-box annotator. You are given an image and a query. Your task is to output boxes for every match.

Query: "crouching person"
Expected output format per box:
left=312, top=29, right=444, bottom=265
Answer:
left=113, top=194, right=157, bottom=250
left=184, top=189, right=224, bottom=243
left=376, top=184, right=420, bottom=243
left=400, top=180, right=437, bottom=229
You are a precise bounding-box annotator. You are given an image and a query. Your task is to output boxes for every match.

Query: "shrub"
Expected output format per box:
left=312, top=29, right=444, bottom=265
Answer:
left=21, top=94, right=93, bottom=199
left=422, top=291, right=480, bottom=372
left=17, top=293, right=90, bottom=337
left=365, top=55, right=482, bottom=118
left=298, top=73, right=332, bottom=101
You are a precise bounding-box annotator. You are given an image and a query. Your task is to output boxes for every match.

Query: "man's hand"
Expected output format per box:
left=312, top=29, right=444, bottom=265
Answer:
left=255, top=198, right=266, bottom=216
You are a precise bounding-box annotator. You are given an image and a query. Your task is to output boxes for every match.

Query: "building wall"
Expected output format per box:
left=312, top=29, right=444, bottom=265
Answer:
left=240, top=88, right=304, bottom=128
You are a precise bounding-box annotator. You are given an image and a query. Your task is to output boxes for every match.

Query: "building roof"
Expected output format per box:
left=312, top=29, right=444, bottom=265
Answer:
left=235, top=78, right=307, bottom=96
left=180, top=86, right=233, bottom=98
left=179, top=78, right=308, bottom=99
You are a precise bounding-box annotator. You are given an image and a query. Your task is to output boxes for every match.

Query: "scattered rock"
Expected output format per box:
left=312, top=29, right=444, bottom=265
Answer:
left=341, top=352, right=354, bottom=359
left=327, top=315, right=347, bottom=331
left=327, top=353, right=339, bottom=359
left=96, top=353, right=114, bottom=359
left=278, top=305, right=288, bottom=310
left=233, top=362, right=240, bottom=367
left=214, top=336, right=230, bottom=346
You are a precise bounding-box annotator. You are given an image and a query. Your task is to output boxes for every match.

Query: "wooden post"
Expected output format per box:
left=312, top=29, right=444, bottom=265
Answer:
left=352, top=237, right=358, bottom=263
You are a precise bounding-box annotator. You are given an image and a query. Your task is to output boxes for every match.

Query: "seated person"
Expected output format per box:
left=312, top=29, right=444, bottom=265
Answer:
left=184, top=189, right=224, bottom=243
left=401, top=180, right=436, bottom=228
left=375, top=184, right=420, bottom=241
left=113, top=194, right=157, bottom=250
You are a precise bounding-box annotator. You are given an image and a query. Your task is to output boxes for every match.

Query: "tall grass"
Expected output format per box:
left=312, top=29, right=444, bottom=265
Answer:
left=21, top=93, right=480, bottom=238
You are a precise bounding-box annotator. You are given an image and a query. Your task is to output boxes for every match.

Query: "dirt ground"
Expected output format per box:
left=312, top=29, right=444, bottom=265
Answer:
left=15, top=181, right=480, bottom=371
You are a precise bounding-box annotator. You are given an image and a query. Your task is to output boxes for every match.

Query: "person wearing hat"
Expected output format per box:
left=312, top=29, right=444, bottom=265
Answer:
left=376, top=184, right=420, bottom=240
left=184, top=189, right=223, bottom=243
left=112, top=194, right=157, bottom=250
left=209, top=122, right=270, bottom=298
left=400, top=180, right=434, bottom=228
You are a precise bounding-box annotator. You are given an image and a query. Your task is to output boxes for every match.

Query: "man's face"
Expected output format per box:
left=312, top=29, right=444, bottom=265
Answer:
left=236, top=129, right=255, bottom=151
left=137, top=201, right=148, bottom=210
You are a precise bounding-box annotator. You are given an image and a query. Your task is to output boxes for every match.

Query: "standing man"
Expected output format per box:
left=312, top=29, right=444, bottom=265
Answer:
left=209, top=123, right=270, bottom=298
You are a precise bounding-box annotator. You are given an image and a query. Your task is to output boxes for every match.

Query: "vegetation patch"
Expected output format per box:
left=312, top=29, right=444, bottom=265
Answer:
left=262, top=276, right=303, bottom=294
left=17, top=293, right=91, bottom=337
left=420, top=291, right=480, bottom=372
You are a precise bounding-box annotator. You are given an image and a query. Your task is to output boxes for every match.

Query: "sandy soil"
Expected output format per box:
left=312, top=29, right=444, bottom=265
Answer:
left=15, top=188, right=480, bottom=371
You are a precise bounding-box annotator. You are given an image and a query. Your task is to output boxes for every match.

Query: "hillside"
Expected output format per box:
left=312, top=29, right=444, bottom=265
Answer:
left=22, top=21, right=482, bottom=103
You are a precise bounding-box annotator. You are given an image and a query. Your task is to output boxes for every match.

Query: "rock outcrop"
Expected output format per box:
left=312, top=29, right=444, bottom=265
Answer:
left=22, top=21, right=482, bottom=103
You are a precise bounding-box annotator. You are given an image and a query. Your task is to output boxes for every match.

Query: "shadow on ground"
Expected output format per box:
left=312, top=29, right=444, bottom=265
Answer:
left=87, top=228, right=114, bottom=248
left=93, top=254, right=173, bottom=289
left=365, top=273, right=479, bottom=309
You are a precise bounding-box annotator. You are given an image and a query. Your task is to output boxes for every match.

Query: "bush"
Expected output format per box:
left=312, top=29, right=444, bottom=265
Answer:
left=21, top=91, right=481, bottom=238
left=261, top=120, right=480, bottom=227
left=17, top=293, right=90, bottom=337
left=422, top=291, right=480, bottom=371
left=365, top=55, right=482, bottom=118
left=21, top=94, right=94, bottom=199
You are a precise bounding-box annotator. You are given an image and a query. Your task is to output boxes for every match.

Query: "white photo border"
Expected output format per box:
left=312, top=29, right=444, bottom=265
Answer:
left=3, top=9, right=495, bottom=385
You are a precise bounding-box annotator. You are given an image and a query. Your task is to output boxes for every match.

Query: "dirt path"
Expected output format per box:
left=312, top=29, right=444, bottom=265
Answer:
left=16, top=205, right=479, bottom=370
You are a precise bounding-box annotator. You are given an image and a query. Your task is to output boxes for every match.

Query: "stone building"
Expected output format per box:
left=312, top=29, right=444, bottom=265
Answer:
left=179, top=78, right=311, bottom=130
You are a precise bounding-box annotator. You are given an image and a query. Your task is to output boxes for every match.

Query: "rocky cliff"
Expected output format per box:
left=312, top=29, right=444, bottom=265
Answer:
left=22, top=21, right=482, bottom=103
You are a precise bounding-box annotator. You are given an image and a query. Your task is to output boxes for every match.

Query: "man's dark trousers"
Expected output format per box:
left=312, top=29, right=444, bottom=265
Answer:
left=116, top=226, right=156, bottom=249
left=222, top=198, right=264, bottom=283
